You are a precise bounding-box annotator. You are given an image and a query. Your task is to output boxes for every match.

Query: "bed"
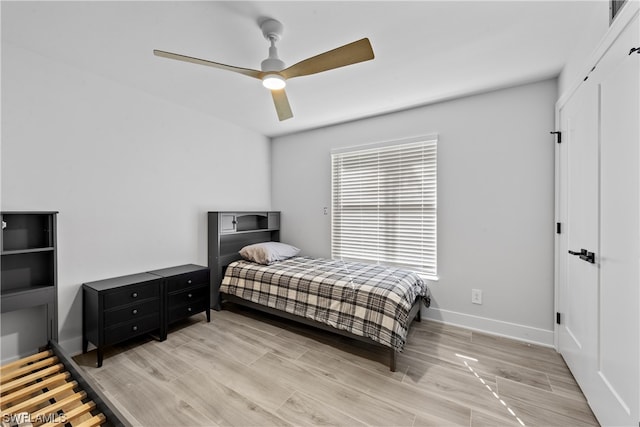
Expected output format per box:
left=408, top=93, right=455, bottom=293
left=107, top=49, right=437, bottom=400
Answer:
left=0, top=340, right=129, bottom=427
left=208, top=211, right=429, bottom=372
left=221, top=255, right=429, bottom=371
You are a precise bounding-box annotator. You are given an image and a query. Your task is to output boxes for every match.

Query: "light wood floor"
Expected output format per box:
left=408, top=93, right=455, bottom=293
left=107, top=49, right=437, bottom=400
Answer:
left=74, top=304, right=599, bottom=426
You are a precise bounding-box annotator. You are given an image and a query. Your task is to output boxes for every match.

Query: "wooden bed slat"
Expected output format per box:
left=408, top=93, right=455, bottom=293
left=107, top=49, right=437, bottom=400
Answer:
left=62, top=401, right=96, bottom=424
left=0, top=381, right=78, bottom=417
left=1, top=344, right=126, bottom=426
left=0, top=363, right=65, bottom=395
left=1, top=372, right=70, bottom=406
left=30, top=390, right=87, bottom=426
left=0, top=350, right=53, bottom=373
left=39, top=401, right=96, bottom=427
left=0, top=356, right=59, bottom=383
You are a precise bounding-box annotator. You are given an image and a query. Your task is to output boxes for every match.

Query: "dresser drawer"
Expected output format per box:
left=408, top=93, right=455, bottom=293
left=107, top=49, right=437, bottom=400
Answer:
left=104, top=315, right=159, bottom=345
left=104, top=299, right=160, bottom=327
left=168, top=298, right=209, bottom=324
left=166, top=270, right=209, bottom=293
left=168, top=285, right=208, bottom=308
left=103, top=281, right=159, bottom=309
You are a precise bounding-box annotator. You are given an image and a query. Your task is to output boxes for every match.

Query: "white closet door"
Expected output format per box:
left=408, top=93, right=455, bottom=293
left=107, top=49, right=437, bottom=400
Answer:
left=557, top=76, right=600, bottom=402
left=557, top=11, right=639, bottom=426
left=589, top=13, right=639, bottom=425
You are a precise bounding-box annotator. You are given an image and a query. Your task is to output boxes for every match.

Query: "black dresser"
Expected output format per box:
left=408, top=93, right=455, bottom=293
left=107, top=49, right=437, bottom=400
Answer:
left=83, top=264, right=210, bottom=367
left=148, top=264, right=211, bottom=327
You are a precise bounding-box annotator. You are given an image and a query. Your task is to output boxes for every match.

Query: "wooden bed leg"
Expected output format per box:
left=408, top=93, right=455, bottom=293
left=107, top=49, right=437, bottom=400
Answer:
left=416, top=306, right=422, bottom=322
left=390, top=349, right=397, bottom=372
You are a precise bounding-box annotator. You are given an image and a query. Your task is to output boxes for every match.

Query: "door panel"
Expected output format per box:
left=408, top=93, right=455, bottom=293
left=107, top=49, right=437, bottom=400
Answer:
left=557, top=80, right=599, bottom=396
left=591, top=23, right=639, bottom=425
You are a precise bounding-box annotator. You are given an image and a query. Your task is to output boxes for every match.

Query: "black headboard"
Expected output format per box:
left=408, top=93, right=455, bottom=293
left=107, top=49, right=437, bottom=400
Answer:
left=207, top=211, right=280, bottom=309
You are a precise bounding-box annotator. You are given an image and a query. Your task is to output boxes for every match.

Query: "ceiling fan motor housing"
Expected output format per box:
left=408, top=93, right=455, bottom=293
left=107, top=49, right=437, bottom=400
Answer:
left=261, top=19, right=284, bottom=42
left=261, top=19, right=286, bottom=73
left=261, top=53, right=285, bottom=72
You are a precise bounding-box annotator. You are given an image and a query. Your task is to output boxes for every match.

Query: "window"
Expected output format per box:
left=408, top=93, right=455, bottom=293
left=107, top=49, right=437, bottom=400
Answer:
left=331, top=135, right=437, bottom=277
left=610, top=0, right=627, bottom=23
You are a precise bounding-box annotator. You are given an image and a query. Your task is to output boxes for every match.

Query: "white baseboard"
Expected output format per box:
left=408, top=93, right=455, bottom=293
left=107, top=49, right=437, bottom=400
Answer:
left=422, top=307, right=555, bottom=348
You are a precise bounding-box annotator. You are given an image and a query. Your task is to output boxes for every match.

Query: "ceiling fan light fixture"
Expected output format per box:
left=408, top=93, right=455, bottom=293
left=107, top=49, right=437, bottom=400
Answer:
left=262, top=74, right=286, bottom=90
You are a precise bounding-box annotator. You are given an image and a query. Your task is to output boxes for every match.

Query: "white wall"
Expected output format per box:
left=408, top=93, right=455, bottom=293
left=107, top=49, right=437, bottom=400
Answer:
left=272, top=79, right=557, bottom=345
left=1, top=43, right=271, bottom=361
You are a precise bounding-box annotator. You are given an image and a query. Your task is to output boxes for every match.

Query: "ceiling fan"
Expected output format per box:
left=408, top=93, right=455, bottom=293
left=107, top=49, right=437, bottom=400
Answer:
left=153, top=19, right=374, bottom=121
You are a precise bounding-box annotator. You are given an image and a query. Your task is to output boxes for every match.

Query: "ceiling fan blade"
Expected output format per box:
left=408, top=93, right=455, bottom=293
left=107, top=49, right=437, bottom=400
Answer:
left=271, top=89, right=293, bottom=121
left=154, top=49, right=263, bottom=79
left=280, top=38, right=374, bottom=80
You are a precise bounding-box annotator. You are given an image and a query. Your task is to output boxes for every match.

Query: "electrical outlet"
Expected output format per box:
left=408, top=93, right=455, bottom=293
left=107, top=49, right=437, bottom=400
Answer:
left=471, top=289, right=482, bottom=305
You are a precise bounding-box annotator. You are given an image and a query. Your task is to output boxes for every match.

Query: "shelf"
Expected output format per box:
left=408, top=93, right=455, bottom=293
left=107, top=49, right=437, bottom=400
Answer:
left=220, top=228, right=279, bottom=236
left=1, top=285, right=55, bottom=313
left=217, top=212, right=280, bottom=235
left=2, top=247, right=55, bottom=256
left=235, top=214, right=269, bottom=232
left=1, top=250, right=55, bottom=290
left=1, top=284, right=55, bottom=297
left=1, top=211, right=58, bottom=340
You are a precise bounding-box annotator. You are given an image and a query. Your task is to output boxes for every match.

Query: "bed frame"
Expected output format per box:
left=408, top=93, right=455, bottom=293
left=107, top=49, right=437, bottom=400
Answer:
left=222, top=293, right=422, bottom=371
left=0, top=340, right=129, bottom=427
left=208, top=211, right=424, bottom=372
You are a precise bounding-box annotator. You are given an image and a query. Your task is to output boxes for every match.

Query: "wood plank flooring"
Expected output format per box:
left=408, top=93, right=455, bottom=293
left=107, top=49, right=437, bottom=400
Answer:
left=73, top=304, right=600, bottom=426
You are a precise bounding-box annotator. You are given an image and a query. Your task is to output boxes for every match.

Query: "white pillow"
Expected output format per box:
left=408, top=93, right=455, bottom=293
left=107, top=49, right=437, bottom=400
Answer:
left=239, top=242, right=300, bottom=265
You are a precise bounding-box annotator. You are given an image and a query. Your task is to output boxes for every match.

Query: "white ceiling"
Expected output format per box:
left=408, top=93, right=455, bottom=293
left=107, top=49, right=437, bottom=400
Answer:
left=2, top=1, right=601, bottom=137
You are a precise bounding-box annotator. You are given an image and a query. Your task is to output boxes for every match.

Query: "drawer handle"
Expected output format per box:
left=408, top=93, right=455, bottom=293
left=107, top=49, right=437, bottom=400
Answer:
left=187, top=280, right=192, bottom=284
left=132, top=292, right=138, bottom=298
left=188, top=293, right=193, bottom=298
left=187, top=307, right=192, bottom=312
left=132, top=309, right=138, bottom=315
left=132, top=325, right=138, bottom=331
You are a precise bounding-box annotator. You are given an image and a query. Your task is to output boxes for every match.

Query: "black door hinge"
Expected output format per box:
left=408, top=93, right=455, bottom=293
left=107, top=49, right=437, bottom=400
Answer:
left=550, top=131, right=561, bottom=143
left=584, top=65, right=596, bottom=81
left=556, top=312, right=561, bottom=325
left=556, top=222, right=561, bottom=234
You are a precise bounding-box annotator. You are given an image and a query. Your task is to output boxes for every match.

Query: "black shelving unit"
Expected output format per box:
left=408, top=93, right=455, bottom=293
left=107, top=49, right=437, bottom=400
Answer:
left=1, top=211, right=58, bottom=341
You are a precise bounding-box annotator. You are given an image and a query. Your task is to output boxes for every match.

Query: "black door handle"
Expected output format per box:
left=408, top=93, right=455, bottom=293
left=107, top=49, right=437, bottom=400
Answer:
left=568, top=249, right=595, bottom=264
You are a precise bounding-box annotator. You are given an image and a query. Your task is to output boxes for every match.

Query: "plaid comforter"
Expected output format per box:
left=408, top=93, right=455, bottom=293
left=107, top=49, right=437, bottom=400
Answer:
left=220, top=256, right=428, bottom=351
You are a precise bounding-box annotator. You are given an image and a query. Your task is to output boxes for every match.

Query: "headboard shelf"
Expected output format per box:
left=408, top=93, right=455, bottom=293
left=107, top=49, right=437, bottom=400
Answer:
left=222, top=228, right=279, bottom=235
left=208, top=211, right=280, bottom=309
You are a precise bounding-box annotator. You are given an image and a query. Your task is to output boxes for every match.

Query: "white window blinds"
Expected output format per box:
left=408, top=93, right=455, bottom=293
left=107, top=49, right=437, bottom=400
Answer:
left=331, top=136, right=437, bottom=276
